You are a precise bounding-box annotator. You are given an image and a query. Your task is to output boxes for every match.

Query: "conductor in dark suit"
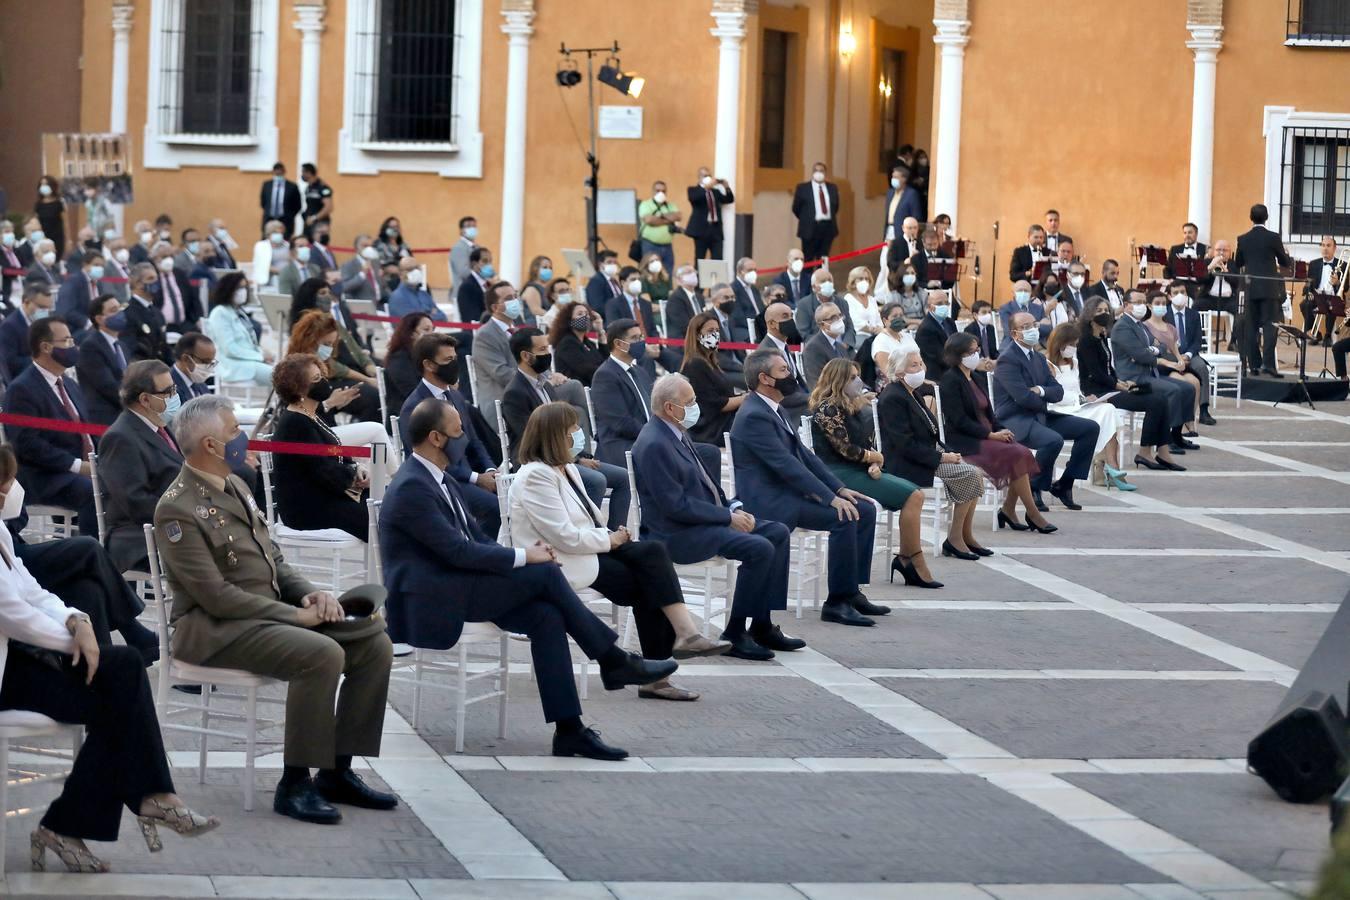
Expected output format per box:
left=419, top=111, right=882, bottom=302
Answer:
left=590, top=319, right=653, bottom=467
left=686, top=167, right=735, bottom=261
left=6, top=317, right=99, bottom=534
left=633, top=373, right=800, bottom=661
left=914, top=291, right=957, bottom=376
left=730, top=349, right=883, bottom=627
left=380, top=398, right=675, bottom=761
left=792, top=162, right=841, bottom=263
left=259, top=162, right=302, bottom=237
left=1233, top=204, right=1293, bottom=375
left=75, top=295, right=131, bottom=425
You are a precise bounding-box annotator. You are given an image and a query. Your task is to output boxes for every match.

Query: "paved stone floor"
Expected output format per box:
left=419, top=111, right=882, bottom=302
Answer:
left=5, top=396, right=1350, bottom=898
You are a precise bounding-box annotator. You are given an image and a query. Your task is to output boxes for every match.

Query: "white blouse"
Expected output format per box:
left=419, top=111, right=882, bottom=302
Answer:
left=845, top=293, right=883, bottom=332
left=0, top=524, right=78, bottom=695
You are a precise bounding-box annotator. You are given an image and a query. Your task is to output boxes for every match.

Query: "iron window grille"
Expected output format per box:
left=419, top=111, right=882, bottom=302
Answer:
left=1280, top=126, right=1350, bottom=238
left=351, top=0, right=462, bottom=146
left=158, top=0, right=262, bottom=137
left=1287, top=0, right=1350, bottom=41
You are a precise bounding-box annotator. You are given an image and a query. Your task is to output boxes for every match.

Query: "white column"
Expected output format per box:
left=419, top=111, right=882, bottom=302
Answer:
left=498, top=7, right=534, bottom=285
left=110, top=3, right=134, bottom=236
left=932, top=18, right=970, bottom=231
left=711, top=6, right=749, bottom=262
left=293, top=3, right=326, bottom=175
left=1186, top=24, right=1223, bottom=243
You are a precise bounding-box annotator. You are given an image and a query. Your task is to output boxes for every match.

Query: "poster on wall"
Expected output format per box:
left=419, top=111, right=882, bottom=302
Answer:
left=42, top=133, right=135, bottom=204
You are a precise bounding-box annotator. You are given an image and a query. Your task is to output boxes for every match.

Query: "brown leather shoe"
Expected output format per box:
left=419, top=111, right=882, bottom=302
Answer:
left=638, top=682, right=701, bottom=701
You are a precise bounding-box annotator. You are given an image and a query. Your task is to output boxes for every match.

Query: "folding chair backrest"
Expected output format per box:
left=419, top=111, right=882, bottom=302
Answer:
left=89, top=452, right=109, bottom=544
left=495, top=400, right=511, bottom=474
left=584, top=386, right=598, bottom=437
left=366, top=499, right=382, bottom=581
left=390, top=415, right=403, bottom=461
left=931, top=383, right=946, bottom=444
left=497, top=473, right=515, bottom=546
left=624, top=451, right=641, bottom=534
left=375, top=366, right=389, bottom=425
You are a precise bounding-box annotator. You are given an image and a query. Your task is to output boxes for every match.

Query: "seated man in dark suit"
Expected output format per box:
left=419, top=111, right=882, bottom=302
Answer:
left=664, top=265, right=705, bottom=355
left=6, top=316, right=99, bottom=535
left=604, top=272, right=671, bottom=378
left=55, top=249, right=102, bottom=336
left=992, top=310, right=1100, bottom=511
left=771, top=249, right=811, bottom=307
left=397, top=332, right=500, bottom=536
left=914, top=290, right=957, bottom=376
left=731, top=349, right=883, bottom=628
left=97, top=360, right=186, bottom=572
left=1164, top=283, right=1216, bottom=427
left=998, top=280, right=1047, bottom=350
left=585, top=250, right=624, bottom=315
left=500, top=327, right=630, bottom=529
left=729, top=257, right=765, bottom=343
left=1110, top=290, right=1198, bottom=454
left=633, top=374, right=800, bottom=660
left=76, top=294, right=131, bottom=425
left=758, top=301, right=808, bottom=419
left=801, top=302, right=853, bottom=391
left=381, top=398, right=675, bottom=760
left=170, top=332, right=216, bottom=403
left=591, top=319, right=653, bottom=467
left=1, top=283, right=56, bottom=382
left=122, top=262, right=170, bottom=363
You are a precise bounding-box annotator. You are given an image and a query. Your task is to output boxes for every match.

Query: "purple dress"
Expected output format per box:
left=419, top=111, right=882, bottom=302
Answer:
left=963, top=380, right=1041, bottom=488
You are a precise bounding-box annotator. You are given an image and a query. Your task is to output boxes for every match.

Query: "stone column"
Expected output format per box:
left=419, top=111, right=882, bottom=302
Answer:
left=499, top=1, right=535, bottom=284
left=1186, top=19, right=1223, bottom=242
left=932, top=4, right=970, bottom=230
left=711, top=0, right=754, bottom=261
left=110, top=3, right=134, bottom=236
left=294, top=2, right=326, bottom=175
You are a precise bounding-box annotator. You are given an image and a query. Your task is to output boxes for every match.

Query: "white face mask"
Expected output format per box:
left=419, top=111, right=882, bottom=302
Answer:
left=1068, top=275, right=1085, bottom=289
left=360, top=245, right=379, bottom=261
left=40, top=251, right=56, bottom=266
left=961, top=351, right=983, bottom=371
left=1062, top=346, right=1077, bottom=359
left=139, top=231, right=154, bottom=245
left=114, top=248, right=130, bottom=264
left=827, top=319, right=846, bottom=337
left=232, top=288, right=248, bottom=306
left=603, top=262, right=619, bottom=278
left=743, top=270, right=758, bottom=286
left=406, top=269, right=424, bottom=286
left=902, top=369, right=927, bottom=388
left=1171, top=295, right=1188, bottom=309
left=855, top=280, right=870, bottom=295
left=812, top=170, right=826, bottom=183
left=902, top=273, right=917, bottom=288
left=1132, top=303, right=1149, bottom=319
left=1, top=481, right=25, bottom=521
left=700, top=176, right=714, bottom=188
left=188, top=361, right=215, bottom=384
left=626, top=280, right=643, bottom=296
left=789, top=259, right=804, bottom=275
left=38, top=184, right=52, bottom=197
left=698, top=332, right=721, bottom=350
left=681, top=273, right=699, bottom=288
left=296, top=247, right=311, bottom=263
left=158, top=257, right=175, bottom=272
left=653, top=191, right=667, bottom=204
left=647, top=260, right=662, bottom=274
left=976, top=313, right=993, bottom=326
left=555, top=293, right=573, bottom=306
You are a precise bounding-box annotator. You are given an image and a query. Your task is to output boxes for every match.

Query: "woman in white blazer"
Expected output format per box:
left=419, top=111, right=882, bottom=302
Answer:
left=508, top=402, right=730, bottom=701
left=0, top=447, right=218, bottom=873
left=250, top=219, right=289, bottom=290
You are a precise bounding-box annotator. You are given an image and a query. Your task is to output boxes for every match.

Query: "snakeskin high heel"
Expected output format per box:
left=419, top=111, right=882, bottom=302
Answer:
left=136, top=797, right=221, bottom=852
left=30, top=826, right=109, bottom=873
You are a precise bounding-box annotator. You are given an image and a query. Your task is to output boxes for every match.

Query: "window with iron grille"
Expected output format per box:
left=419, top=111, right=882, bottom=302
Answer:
left=1280, top=126, right=1350, bottom=237
left=157, top=0, right=262, bottom=137
left=351, top=0, right=461, bottom=146
left=758, top=30, right=790, bottom=169
left=1287, top=0, right=1350, bottom=41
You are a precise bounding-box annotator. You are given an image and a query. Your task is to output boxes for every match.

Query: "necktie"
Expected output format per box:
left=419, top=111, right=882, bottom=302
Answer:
left=625, top=368, right=650, bottom=419
left=272, top=182, right=283, bottom=217
left=441, top=473, right=471, bottom=534
left=817, top=183, right=828, bottom=216
left=112, top=339, right=127, bottom=371
left=682, top=433, right=722, bottom=504
left=706, top=188, right=718, bottom=224
left=165, top=275, right=184, bottom=322
left=55, top=378, right=92, bottom=460
left=631, top=299, right=648, bottom=333
left=1177, top=315, right=1185, bottom=347
left=158, top=426, right=178, bottom=454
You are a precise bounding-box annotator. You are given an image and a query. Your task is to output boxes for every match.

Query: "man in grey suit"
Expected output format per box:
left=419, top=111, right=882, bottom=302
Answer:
left=803, top=302, right=853, bottom=390
left=449, top=216, right=477, bottom=295
left=101, top=238, right=133, bottom=303
left=278, top=236, right=321, bottom=297
left=470, top=283, right=520, bottom=438
left=1109, top=289, right=1197, bottom=454
left=664, top=265, right=704, bottom=351
left=795, top=268, right=855, bottom=347
left=339, top=234, right=383, bottom=303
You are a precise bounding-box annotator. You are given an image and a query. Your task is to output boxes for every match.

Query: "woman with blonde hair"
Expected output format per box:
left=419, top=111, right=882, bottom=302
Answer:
left=639, top=251, right=672, bottom=305
left=843, top=265, right=883, bottom=336
left=809, top=358, right=938, bottom=588
left=1045, top=322, right=1134, bottom=491
left=520, top=255, right=554, bottom=323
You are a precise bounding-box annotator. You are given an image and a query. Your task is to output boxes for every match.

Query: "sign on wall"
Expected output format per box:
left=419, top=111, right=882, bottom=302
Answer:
left=598, top=106, right=643, bottom=140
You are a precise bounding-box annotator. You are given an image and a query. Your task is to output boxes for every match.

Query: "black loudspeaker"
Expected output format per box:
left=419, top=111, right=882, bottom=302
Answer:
left=1248, top=690, right=1350, bottom=803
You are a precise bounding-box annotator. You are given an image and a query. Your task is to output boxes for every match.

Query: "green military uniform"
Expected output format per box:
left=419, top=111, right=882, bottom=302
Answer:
left=153, top=463, right=392, bottom=770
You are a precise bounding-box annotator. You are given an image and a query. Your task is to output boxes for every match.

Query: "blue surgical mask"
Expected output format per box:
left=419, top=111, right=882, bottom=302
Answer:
left=503, top=298, right=523, bottom=320
left=215, top=431, right=249, bottom=468
left=31, top=307, right=50, bottom=321
left=88, top=265, right=105, bottom=280
left=481, top=264, right=496, bottom=279
left=890, top=177, right=901, bottom=189
left=818, top=282, right=836, bottom=298
left=316, top=343, right=333, bottom=360
left=162, top=392, right=182, bottom=422
left=30, top=230, right=45, bottom=244
left=569, top=428, right=586, bottom=459
left=1151, top=305, right=1169, bottom=319
left=464, top=226, right=478, bottom=240
left=538, top=267, right=553, bottom=281
left=104, top=311, right=128, bottom=332
left=625, top=338, right=647, bottom=358
left=932, top=304, right=950, bottom=321
left=1020, top=327, right=1041, bottom=344
left=186, top=241, right=200, bottom=255
left=1015, top=290, right=1031, bottom=306
left=680, top=401, right=701, bottom=430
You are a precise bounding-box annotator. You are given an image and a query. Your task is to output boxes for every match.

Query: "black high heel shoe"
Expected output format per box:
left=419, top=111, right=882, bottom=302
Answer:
left=1134, top=454, right=1165, bottom=470
left=1156, top=457, right=1187, bottom=472
left=941, top=539, right=980, bottom=561
left=891, top=554, right=944, bottom=589
left=1024, top=516, right=1059, bottom=534
left=997, top=510, right=1031, bottom=531
left=967, top=544, right=995, bottom=557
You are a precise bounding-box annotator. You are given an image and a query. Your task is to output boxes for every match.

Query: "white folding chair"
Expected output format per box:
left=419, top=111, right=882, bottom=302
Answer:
left=0, top=711, right=82, bottom=878
left=874, top=396, right=947, bottom=553
left=494, top=400, right=512, bottom=474
left=389, top=414, right=404, bottom=462
left=802, top=413, right=898, bottom=560
left=259, top=454, right=368, bottom=593
left=143, top=526, right=281, bottom=811
left=465, top=354, right=480, bottom=403
left=928, top=385, right=1004, bottom=532
left=583, top=386, right=599, bottom=438
left=375, top=365, right=389, bottom=425
left=374, top=500, right=510, bottom=749
left=1199, top=310, right=1243, bottom=408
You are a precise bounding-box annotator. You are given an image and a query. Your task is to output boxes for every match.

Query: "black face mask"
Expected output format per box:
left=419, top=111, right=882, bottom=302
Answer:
left=888, top=317, right=905, bottom=332
left=384, top=274, right=401, bottom=292
left=772, top=374, right=800, bottom=396
left=308, top=379, right=334, bottom=403
left=1093, top=312, right=1112, bottom=327
left=1044, top=283, right=1060, bottom=296
left=435, top=358, right=460, bottom=385
left=317, top=233, right=331, bottom=245
left=531, top=352, right=553, bottom=373
left=717, top=300, right=736, bottom=314
left=779, top=321, right=802, bottom=345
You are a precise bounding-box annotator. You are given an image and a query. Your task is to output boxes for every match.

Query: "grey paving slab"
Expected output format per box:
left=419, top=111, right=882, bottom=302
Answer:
left=1154, top=447, right=1285, bottom=473
left=1246, top=443, right=1350, bottom=470
left=1209, top=420, right=1350, bottom=443
left=1214, top=514, right=1350, bottom=551
left=1064, top=773, right=1330, bottom=884
left=461, top=771, right=1165, bottom=884
left=1, top=769, right=467, bottom=879
left=843, top=560, right=1066, bottom=604
left=984, top=513, right=1265, bottom=551
left=1147, top=475, right=1350, bottom=509
left=877, top=678, right=1288, bottom=759
left=1019, top=555, right=1350, bottom=606
left=389, top=675, right=938, bottom=759
left=786, top=610, right=1238, bottom=672
left=1157, top=612, right=1334, bottom=669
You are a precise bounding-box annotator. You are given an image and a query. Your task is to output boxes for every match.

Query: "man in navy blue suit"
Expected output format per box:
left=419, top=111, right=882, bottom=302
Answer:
left=5, top=316, right=99, bottom=534
left=75, top=294, right=130, bottom=425
left=585, top=250, right=624, bottom=314
left=591, top=319, right=653, bottom=467
left=633, top=373, right=800, bottom=661
left=1164, top=283, right=1217, bottom=427
left=380, top=398, right=675, bottom=761
left=992, top=310, right=1099, bottom=511
left=0, top=283, right=55, bottom=382
left=603, top=273, right=673, bottom=377
left=730, top=349, right=884, bottom=628
left=55, top=249, right=103, bottom=337
left=397, top=332, right=500, bottom=536
left=170, top=332, right=216, bottom=404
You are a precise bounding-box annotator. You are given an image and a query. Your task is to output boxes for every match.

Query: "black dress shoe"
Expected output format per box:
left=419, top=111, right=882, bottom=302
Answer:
left=720, top=631, right=774, bottom=661
left=1183, top=429, right=1200, bottom=438
left=274, top=778, right=342, bottom=825
left=821, top=598, right=874, bottom=627
left=600, top=652, right=679, bottom=691
left=1166, top=444, right=1188, bottom=455
left=1267, top=369, right=1285, bottom=379
left=552, top=727, right=628, bottom=761
left=1049, top=482, right=1082, bottom=511
left=314, top=769, right=398, bottom=810
left=1157, top=457, right=1187, bottom=471
left=1032, top=490, right=1049, bottom=513
left=941, top=539, right=980, bottom=560
left=1199, top=412, right=1217, bottom=426
left=750, top=623, right=809, bottom=650
left=1175, top=438, right=1200, bottom=450
left=847, top=593, right=892, bottom=616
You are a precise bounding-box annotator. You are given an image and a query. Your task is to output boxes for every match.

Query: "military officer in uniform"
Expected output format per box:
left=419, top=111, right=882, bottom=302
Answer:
left=153, top=394, right=396, bottom=826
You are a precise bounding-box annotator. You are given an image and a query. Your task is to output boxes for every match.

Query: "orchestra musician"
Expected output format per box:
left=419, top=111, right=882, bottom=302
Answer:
left=1195, top=240, right=1241, bottom=350
left=1164, top=223, right=1209, bottom=295
left=1009, top=225, right=1048, bottom=283
left=1301, top=237, right=1347, bottom=347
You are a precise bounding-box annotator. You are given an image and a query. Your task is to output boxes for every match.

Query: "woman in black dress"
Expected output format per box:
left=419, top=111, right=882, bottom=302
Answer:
left=269, top=353, right=370, bottom=539
left=548, top=300, right=608, bottom=386
left=384, top=312, right=436, bottom=414
left=34, top=175, right=66, bottom=257
left=679, top=311, right=745, bottom=446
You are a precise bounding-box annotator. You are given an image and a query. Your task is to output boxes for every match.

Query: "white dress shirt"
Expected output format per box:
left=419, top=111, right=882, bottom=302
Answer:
left=413, top=451, right=523, bottom=567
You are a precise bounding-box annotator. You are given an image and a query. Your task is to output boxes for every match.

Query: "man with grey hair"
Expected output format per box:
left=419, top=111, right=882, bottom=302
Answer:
left=802, top=301, right=852, bottom=390
left=731, top=256, right=763, bottom=342
left=633, top=373, right=798, bottom=660
left=155, top=395, right=397, bottom=825
left=122, top=261, right=169, bottom=363
left=915, top=289, right=957, bottom=376
left=339, top=233, right=382, bottom=302
left=772, top=248, right=810, bottom=305
left=26, top=238, right=59, bottom=287
left=795, top=267, right=855, bottom=346
left=664, top=263, right=703, bottom=354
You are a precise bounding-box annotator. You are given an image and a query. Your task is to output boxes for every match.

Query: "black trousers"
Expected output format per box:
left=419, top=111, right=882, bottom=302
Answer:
left=0, top=646, right=173, bottom=841
left=1333, top=337, right=1350, bottom=378
left=463, top=563, right=618, bottom=723
left=1023, top=413, right=1100, bottom=489
left=665, top=521, right=788, bottom=628
left=589, top=541, right=679, bottom=661
left=802, top=234, right=834, bottom=264
left=1243, top=298, right=1284, bottom=371
left=692, top=233, right=724, bottom=261
left=1108, top=390, right=1172, bottom=448
left=16, top=536, right=146, bottom=646
left=332, top=378, right=383, bottom=423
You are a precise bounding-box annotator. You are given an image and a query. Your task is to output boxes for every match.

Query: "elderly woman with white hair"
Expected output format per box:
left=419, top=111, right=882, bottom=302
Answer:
left=876, top=347, right=990, bottom=563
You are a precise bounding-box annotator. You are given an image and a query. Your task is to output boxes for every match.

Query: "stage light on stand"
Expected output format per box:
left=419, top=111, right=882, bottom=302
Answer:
left=556, top=57, right=582, bottom=88
left=598, top=61, right=644, bottom=99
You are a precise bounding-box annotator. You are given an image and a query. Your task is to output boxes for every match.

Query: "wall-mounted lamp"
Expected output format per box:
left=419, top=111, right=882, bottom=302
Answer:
left=839, top=24, right=856, bottom=58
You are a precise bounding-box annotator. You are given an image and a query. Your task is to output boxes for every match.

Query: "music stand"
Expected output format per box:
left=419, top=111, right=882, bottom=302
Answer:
left=1274, top=323, right=1317, bottom=408
left=1312, top=294, right=1346, bottom=375
left=1171, top=258, right=1206, bottom=281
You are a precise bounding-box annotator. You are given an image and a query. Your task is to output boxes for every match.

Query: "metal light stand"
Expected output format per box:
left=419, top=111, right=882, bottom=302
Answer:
left=559, top=42, right=622, bottom=267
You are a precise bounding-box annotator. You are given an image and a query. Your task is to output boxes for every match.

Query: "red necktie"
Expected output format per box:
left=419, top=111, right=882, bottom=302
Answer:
left=55, top=378, right=93, bottom=460
left=706, top=189, right=717, bottom=224
left=165, top=275, right=184, bottom=322
left=817, top=183, right=828, bottom=214
left=158, top=426, right=178, bottom=454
